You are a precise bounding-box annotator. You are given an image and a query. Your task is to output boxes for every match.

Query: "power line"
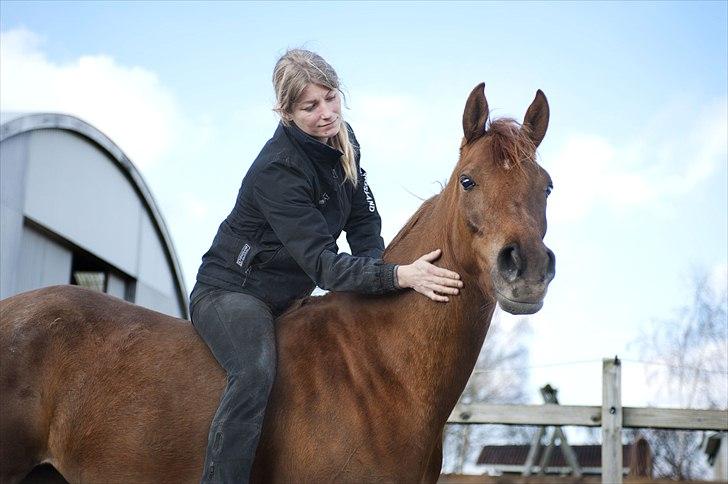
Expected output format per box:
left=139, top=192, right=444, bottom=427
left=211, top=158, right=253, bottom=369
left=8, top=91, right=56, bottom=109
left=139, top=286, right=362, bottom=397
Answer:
left=621, top=358, right=728, bottom=375
left=468, top=359, right=728, bottom=375
left=470, top=359, right=602, bottom=374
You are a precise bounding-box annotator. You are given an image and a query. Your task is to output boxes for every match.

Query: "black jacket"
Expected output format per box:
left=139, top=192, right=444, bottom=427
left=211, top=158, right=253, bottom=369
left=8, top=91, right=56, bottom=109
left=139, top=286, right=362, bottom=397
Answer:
left=195, top=121, right=399, bottom=316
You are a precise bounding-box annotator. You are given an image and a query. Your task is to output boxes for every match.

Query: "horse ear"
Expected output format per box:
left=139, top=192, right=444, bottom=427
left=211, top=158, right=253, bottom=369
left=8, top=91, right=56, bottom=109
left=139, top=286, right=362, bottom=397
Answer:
left=523, top=90, right=549, bottom=148
left=462, top=83, right=489, bottom=144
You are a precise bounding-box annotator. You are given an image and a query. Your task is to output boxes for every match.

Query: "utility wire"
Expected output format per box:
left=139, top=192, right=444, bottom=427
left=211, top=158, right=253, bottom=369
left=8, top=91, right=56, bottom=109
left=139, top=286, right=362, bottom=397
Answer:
left=621, top=358, right=728, bottom=375
left=469, top=358, right=728, bottom=375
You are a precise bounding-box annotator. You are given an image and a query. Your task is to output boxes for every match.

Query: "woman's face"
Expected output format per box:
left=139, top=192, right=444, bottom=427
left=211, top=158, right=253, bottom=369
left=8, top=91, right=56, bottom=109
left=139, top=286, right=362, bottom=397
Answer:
left=289, top=83, right=342, bottom=142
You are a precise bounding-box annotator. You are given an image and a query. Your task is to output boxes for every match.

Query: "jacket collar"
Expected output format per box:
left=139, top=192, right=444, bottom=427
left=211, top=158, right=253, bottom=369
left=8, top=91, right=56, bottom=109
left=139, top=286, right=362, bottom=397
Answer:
left=282, top=121, right=343, bottom=166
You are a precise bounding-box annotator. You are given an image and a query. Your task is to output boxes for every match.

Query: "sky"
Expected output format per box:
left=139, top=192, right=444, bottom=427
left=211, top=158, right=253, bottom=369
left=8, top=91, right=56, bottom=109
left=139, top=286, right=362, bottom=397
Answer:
left=1, top=1, right=726, bottom=416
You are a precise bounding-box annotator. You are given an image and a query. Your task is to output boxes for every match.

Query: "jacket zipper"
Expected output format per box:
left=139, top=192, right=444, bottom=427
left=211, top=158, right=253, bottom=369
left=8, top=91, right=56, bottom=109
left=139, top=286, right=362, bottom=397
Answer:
left=243, top=266, right=251, bottom=286
left=332, top=166, right=348, bottom=226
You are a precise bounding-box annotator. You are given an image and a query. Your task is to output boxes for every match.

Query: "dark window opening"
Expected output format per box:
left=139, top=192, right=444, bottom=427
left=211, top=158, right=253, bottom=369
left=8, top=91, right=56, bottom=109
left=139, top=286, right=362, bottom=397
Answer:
left=24, top=217, right=136, bottom=302
left=70, top=251, right=108, bottom=292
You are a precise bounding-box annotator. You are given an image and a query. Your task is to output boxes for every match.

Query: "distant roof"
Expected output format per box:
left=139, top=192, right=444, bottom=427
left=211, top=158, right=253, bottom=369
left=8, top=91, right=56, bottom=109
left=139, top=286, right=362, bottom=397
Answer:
left=477, top=444, right=636, bottom=467
left=0, top=112, right=188, bottom=317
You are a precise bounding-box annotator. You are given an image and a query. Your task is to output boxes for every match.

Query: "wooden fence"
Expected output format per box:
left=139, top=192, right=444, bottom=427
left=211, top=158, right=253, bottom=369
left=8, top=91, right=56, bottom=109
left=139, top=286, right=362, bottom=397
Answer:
left=446, top=358, right=728, bottom=483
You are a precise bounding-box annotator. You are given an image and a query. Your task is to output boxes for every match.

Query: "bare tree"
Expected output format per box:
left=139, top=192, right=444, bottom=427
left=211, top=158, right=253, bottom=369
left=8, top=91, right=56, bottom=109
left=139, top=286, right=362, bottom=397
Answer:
left=632, top=269, right=727, bottom=480
left=442, top=313, right=532, bottom=473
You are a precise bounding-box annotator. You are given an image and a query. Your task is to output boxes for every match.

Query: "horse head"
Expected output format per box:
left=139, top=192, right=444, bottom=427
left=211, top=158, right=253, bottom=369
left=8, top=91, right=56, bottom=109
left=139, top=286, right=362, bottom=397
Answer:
left=452, top=83, right=555, bottom=314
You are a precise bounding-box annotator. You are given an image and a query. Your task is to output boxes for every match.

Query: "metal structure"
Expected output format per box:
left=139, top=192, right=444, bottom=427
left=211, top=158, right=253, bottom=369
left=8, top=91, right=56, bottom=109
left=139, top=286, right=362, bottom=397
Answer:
left=0, top=112, right=188, bottom=318
left=522, top=385, right=582, bottom=476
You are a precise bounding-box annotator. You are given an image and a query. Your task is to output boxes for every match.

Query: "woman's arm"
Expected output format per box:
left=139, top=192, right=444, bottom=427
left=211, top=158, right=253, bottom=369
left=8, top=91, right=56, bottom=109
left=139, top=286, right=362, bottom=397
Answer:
left=253, top=161, right=397, bottom=294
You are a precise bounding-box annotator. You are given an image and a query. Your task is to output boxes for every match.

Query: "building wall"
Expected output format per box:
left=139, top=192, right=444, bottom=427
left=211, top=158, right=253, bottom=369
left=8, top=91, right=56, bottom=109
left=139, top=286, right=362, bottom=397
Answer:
left=1, top=119, right=186, bottom=318
left=24, top=129, right=143, bottom=276
left=16, top=224, right=73, bottom=292
left=0, top=131, right=29, bottom=300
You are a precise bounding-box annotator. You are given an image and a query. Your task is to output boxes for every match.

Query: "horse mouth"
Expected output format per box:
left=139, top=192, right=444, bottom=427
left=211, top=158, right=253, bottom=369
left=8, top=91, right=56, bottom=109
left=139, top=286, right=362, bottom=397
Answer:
left=495, top=292, right=544, bottom=315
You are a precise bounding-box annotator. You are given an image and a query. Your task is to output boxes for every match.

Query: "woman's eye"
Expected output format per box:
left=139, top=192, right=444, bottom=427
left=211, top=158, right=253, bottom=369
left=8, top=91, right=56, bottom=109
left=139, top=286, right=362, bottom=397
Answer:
left=460, top=174, right=476, bottom=190
left=303, top=105, right=315, bottom=112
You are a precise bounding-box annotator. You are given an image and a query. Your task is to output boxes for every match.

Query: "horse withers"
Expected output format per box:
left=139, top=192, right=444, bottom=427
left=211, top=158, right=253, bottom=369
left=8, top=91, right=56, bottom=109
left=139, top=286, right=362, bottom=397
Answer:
left=0, top=83, right=554, bottom=483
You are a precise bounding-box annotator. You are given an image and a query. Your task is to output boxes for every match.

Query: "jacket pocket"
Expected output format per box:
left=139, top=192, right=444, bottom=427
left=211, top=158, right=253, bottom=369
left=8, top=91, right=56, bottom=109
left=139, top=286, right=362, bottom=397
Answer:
left=253, top=246, right=282, bottom=269
left=217, top=222, right=262, bottom=273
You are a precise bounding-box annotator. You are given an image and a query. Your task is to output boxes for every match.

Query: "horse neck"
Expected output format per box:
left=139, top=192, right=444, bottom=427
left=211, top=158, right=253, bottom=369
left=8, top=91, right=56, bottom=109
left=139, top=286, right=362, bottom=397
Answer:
left=378, top=188, right=497, bottom=427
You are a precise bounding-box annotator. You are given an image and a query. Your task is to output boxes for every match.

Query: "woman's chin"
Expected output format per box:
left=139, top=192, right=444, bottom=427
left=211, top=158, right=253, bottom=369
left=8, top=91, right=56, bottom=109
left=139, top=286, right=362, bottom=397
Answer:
left=320, top=125, right=340, bottom=140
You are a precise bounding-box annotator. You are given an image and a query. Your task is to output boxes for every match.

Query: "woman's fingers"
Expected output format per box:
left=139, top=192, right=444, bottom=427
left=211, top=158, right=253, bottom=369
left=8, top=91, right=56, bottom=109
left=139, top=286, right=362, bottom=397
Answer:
left=429, top=283, right=460, bottom=296
left=418, top=252, right=462, bottom=281
left=429, top=275, right=463, bottom=288
left=419, top=248, right=442, bottom=262
left=409, top=249, right=464, bottom=302
left=424, top=279, right=460, bottom=294
left=433, top=267, right=461, bottom=281
left=426, top=290, right=449, bottom=302
left=418, top=282, right=458, bottom=300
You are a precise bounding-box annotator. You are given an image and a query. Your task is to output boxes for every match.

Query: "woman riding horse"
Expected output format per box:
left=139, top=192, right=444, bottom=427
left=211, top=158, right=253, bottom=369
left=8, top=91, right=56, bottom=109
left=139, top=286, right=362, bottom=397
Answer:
left=0, top=78, right=554, bottom=484
left=189, top=48, right=463, bottom=483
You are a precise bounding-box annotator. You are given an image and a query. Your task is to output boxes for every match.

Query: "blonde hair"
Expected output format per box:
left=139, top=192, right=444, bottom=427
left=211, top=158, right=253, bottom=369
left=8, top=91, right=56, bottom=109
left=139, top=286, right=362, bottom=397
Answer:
left=272, top=49, right=358, bottom=187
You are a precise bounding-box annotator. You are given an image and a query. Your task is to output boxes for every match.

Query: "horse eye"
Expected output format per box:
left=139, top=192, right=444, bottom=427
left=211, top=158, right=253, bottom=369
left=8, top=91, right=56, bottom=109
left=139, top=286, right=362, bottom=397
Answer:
left=545, top=185, right=553, bottom=197
left=460, top=174, right=476, bottom=191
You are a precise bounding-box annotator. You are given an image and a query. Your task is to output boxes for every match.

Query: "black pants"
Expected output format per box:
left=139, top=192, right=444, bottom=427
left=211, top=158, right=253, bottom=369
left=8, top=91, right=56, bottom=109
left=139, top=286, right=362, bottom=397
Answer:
left=189, top=282, right=276, bottom=484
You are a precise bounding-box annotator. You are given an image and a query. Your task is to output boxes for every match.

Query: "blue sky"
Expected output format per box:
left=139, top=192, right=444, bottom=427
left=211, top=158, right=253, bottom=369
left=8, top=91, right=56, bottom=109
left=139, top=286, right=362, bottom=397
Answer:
left=2, top=1, right=726, bottom=410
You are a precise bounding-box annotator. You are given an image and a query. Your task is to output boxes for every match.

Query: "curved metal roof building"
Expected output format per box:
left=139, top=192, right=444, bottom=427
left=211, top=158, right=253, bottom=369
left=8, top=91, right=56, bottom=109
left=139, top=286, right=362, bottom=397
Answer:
left=0, top=112, right=188, bottom=318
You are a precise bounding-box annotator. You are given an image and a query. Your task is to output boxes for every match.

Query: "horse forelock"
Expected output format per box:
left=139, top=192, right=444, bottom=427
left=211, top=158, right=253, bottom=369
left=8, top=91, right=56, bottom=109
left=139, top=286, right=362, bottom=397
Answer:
left=484, top=118, right=537, bottom=174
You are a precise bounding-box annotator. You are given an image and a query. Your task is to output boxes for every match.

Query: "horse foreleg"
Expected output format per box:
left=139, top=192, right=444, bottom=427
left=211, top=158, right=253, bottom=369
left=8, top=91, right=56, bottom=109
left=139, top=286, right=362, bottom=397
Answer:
left=0, top=323, right=52, bottom=482
left=420, top=430, right=443, bottom=484
left=0, top=418, right=43, bottom=484
left=0, top=363, right=51, bottom=484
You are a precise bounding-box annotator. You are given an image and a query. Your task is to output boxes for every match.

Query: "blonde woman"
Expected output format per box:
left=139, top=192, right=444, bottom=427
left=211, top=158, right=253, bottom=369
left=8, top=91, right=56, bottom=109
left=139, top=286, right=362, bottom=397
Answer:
left=189, top=49, right=462, bottom=483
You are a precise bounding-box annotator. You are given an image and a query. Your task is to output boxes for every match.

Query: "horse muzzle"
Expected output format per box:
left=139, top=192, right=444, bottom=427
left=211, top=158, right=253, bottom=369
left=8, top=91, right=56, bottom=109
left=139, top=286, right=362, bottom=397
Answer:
left=490, top=242, right=555, bottom=315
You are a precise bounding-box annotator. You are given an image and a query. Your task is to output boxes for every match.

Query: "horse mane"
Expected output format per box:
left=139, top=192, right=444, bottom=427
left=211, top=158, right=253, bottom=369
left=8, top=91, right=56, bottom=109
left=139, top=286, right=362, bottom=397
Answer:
left=485, top=117, right=537, bottom=172
left=383, top=195, right=439, bottom=258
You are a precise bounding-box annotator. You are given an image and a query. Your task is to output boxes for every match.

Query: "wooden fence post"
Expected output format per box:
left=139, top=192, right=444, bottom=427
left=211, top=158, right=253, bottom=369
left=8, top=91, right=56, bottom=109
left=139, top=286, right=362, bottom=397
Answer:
left=602, top=357, right=623, bottom=483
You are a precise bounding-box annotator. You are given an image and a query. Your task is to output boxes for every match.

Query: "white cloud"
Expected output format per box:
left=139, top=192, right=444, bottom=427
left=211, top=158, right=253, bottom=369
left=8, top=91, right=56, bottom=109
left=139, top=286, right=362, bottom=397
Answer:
left=547, top=98, right=727, bottom=223
left=0, top=27, right=181, bottom=169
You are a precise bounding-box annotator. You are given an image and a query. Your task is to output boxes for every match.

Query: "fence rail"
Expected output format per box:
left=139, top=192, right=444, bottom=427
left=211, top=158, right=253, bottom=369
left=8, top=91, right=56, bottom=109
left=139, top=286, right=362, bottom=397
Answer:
left=446, top=358, right=728, bottom=483
left=448, top=403, right=727, bottom=431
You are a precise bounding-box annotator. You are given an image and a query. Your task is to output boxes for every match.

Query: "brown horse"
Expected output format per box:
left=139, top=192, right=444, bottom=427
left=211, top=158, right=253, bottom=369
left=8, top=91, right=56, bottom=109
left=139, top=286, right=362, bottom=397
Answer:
left=0, top=83, right=554, bottom=483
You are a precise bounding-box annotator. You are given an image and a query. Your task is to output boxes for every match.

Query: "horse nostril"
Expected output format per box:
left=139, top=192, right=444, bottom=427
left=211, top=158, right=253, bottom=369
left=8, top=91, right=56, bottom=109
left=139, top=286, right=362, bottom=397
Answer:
left=498, top=244, right=522, bottom=282
left=546, top=248, right=556, bottom=280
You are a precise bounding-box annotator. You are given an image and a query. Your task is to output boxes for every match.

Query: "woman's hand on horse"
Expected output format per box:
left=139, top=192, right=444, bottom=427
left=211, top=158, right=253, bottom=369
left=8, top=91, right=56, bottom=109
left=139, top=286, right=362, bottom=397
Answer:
left=395, top=249, right=463, bottom=302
